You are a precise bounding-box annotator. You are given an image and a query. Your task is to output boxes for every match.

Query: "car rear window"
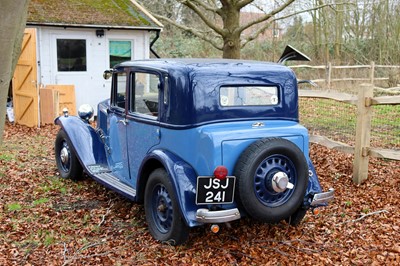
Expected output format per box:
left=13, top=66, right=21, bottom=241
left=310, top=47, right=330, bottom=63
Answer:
left=220, top=86, right=279, bottom=107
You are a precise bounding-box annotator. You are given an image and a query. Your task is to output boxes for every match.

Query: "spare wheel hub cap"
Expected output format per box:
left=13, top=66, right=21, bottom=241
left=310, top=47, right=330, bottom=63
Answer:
left=271, top=172, right=294, bottom=192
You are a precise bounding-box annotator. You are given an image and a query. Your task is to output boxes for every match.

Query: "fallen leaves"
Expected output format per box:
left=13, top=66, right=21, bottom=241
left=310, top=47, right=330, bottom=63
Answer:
left=0, top=121, right=399, bottom=265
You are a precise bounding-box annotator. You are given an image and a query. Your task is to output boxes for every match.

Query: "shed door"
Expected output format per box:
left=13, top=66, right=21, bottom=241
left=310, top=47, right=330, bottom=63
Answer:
left=12, top=28, right=39, bottom=127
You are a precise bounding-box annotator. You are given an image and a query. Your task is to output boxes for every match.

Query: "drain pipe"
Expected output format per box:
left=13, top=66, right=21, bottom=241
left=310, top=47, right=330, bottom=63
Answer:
left=150, top=30, right=161, bottom=58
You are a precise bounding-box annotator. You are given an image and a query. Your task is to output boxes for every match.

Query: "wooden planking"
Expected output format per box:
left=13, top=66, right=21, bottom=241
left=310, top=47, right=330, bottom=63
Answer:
left=12, top=28, right=39, bottom=127
left=45, top=85, right=76, bottom=116
left=39, top=88, right=59, bottom=125
left=369, top=149, right=400, bottom=161
left=299, top=89, right=400, bottom=105
left=372, top=96, right=400, bottom=105
left=299, top=89, right=358, bottom=105
left=310, top=135, right=354, bottom=154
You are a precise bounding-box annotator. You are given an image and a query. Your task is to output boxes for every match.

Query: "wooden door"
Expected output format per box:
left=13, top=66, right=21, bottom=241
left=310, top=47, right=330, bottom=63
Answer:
left=12, top=28, right=39, bottom=127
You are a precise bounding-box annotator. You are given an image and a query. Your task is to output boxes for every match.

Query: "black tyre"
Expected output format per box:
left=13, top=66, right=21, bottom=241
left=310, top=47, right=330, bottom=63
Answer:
left=55, top=129, right=83, bottom=180
left=234, top=138, right=308, bottom=223
left=144, top=168, right=189, bottom=245
left=286, top=207, right=307, bottom=226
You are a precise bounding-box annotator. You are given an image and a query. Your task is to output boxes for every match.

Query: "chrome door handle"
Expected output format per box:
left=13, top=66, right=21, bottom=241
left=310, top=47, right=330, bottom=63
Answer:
left=117, top=119, right=128, bottom=126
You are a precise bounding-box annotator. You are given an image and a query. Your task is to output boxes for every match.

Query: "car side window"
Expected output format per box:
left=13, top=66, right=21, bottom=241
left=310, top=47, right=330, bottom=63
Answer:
left=130, top=72, right=160, bottom=117
left=112, top=72, right=127, bottom=110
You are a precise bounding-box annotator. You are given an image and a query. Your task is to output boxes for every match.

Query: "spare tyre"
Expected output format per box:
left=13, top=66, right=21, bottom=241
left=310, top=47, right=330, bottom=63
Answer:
left=234, top=137, right=308, bottom=223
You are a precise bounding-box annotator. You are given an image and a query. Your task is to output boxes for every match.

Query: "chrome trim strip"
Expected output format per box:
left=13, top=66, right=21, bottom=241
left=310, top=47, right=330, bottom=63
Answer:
left=196, top=208, right=241, bottom=223
left=310, top=188, right=335, bottom=206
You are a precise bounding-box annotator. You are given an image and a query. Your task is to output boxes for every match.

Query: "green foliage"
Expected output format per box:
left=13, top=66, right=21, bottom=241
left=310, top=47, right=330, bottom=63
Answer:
left=7, top=203, right=22, bottom=212
left=32, top=197, right=49, bottom=206
left=0, top=154, right=14, bottom=161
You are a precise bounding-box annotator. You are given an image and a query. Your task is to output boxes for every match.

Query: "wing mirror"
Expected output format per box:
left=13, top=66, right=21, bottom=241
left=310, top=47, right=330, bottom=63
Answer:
left=103, top=70, right=113, bottom=80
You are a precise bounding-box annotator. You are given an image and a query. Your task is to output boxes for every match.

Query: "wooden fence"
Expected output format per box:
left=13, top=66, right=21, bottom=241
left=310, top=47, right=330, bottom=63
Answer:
left=291, top=62, right=400, bottom=90
left=299, top=84, right=400, bottom=184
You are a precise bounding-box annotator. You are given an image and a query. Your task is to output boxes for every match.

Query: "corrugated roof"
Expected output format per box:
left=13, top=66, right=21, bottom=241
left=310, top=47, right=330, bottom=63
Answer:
left=27, top=0, right=161, bottom=29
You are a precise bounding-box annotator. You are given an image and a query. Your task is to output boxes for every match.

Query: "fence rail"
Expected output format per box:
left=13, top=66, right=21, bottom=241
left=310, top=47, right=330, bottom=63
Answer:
left=291, top=62, right=400, bottom=89
left=299, top=84, right=400, bottom=184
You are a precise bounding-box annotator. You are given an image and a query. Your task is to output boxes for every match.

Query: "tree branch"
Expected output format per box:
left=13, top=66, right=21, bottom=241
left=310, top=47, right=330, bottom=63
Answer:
left=237, top=0, right=255, bottom=10
left=241, top=21, right=273, bottom=48
left=272, top=2, right=352, bottom=23
left=350, top=210, right=389, bottom=223
left=153, top=14, right=223, bottom=50
left=180, top=0, right=218, bottom=13
left=179, top=0, right=225, bottom=36
left=237, top=0, right=295, bottom=34
left=241, top=2, right=352, bottom=47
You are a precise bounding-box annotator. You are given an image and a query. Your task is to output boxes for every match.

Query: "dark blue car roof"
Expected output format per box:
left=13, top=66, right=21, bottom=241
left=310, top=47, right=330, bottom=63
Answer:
left=116, top=59, right=299, bottom=127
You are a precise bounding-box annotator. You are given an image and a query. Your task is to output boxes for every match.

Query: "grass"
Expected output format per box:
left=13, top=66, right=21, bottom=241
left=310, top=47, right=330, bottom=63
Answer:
left=300, top=98, right=400, bottom=149
left=7, top=203, right=22, bottom=212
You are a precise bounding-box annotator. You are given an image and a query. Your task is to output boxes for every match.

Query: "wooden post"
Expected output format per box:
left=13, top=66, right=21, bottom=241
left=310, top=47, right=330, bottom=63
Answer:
left=353, top=84, right=373, bottom=184
left=370, top=61, right=375, bottom=85
left=326, top=62, right=332, bottom=90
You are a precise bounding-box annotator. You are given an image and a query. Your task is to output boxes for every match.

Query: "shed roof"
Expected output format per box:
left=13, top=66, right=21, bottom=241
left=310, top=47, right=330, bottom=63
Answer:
left=27, top=0, right=162, bottom=30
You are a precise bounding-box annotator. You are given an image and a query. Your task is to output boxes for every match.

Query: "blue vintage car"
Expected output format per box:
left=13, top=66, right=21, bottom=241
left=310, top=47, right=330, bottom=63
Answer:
left=54, top=57, right=334, bottom=245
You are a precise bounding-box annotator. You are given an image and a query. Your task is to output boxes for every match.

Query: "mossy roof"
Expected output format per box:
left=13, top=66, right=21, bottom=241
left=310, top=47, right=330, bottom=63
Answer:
left=28, top=0, right=161, bottom=29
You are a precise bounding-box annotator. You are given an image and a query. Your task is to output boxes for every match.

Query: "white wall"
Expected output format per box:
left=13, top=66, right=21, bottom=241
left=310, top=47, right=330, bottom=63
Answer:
left=35, top=26, right=150, bottom=113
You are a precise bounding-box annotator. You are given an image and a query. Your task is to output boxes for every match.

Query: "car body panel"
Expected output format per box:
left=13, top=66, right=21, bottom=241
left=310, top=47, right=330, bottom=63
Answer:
left=55, top=116, right=107, bottom=168
left=55, top=58, right=333, bottom=230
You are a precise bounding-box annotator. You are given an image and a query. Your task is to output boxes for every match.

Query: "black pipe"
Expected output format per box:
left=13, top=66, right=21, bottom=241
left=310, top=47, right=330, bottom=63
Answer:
left=150, top=30, right=161, bottom=58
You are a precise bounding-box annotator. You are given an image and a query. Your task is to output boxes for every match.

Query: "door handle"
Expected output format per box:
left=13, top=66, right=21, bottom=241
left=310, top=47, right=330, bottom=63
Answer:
left=117, top=119, right=128, bottom=126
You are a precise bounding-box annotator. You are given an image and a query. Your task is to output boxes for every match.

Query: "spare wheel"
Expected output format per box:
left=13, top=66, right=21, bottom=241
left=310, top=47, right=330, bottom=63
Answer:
left=234, top=137, right=308, bottom=223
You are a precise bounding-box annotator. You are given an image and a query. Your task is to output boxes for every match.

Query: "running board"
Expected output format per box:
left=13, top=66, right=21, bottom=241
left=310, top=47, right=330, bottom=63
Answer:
left=87, top=165, right=136, bottom=201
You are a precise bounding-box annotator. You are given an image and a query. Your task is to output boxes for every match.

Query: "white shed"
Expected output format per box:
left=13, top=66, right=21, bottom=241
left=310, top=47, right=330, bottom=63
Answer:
left=13, top=0, right=162, bottom=126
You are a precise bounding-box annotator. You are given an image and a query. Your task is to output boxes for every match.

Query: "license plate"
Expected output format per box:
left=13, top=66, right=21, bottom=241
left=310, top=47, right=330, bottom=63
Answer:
left=196, top=176, right=236, bottom=205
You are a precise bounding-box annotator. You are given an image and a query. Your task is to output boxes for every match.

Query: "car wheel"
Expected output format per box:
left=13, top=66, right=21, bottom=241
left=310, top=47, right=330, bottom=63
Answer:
left=286, top=207, right=307, bottom=226
left=144, top=168, right=189, bottom=245
left=234, top=138, right=308, bottom=223
left=55, top=129, right=83, bottom=180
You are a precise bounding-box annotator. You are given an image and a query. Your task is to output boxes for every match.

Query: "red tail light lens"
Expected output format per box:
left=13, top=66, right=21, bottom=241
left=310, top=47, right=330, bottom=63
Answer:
left=214, top=166, right=228, bottom=180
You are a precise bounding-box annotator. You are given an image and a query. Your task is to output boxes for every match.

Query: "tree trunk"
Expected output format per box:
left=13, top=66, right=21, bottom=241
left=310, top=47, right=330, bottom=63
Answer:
left=222, top=34, right=241, bottom=59
left=221, top=3, right=241, bottom=59
left=0, top=0, right=29, bottom=144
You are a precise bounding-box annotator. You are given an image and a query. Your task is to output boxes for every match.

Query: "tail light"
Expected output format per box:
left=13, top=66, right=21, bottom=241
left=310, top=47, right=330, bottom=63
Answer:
left=214, top=166, right=228, bottom=180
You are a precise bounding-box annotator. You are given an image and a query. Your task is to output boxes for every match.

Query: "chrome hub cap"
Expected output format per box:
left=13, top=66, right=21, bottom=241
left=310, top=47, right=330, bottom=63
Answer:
left=60, top=147, right=69, bottom=165
left=271, top=172, right=294, bottom=192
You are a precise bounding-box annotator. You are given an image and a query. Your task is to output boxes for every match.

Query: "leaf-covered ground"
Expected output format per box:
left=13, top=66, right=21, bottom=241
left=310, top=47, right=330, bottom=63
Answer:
left=0, top=122, right=399, bottom=265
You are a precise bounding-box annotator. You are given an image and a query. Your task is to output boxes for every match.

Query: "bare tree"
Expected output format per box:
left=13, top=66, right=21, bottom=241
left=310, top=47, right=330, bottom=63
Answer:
left=142, top=0, right=340, bottom=59
left=0, top=0, right=29, bottom=143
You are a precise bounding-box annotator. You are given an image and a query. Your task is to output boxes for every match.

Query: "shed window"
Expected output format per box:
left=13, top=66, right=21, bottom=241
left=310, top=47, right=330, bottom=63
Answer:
left=57, top=39, right=86, bottom=72
left=110, top=41, right=132, bottom=68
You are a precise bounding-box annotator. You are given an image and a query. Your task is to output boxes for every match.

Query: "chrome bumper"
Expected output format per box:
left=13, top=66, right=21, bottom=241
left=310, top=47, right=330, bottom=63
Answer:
left=310, top=188, right=335, bottom=206
left=196, top=208, right=241, bottom=223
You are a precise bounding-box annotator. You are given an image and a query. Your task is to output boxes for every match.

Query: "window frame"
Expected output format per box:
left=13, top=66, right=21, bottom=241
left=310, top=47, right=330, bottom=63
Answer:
left=110, top=71, right=128, bottom=112
left=219, top=85, right=280, bottom=107
left=56, top=38, right=87, bottom=72
left=108, top=39, right=133, bottom=68
left=128, top=71, right=161, bottom=119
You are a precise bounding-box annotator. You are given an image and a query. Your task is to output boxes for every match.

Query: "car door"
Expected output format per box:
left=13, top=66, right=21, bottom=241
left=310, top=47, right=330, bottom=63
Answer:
left=108, top=70, right=131, bottom=183
left=126, top=71, right=162, bottom=185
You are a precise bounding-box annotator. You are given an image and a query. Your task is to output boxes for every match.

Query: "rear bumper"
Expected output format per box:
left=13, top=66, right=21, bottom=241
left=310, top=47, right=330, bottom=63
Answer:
left=196, top=208, right=241, bottom=223
left=310, top=188, right=335, bottom=207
